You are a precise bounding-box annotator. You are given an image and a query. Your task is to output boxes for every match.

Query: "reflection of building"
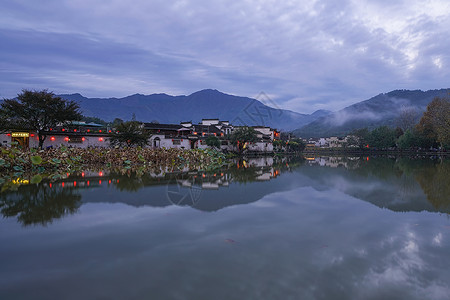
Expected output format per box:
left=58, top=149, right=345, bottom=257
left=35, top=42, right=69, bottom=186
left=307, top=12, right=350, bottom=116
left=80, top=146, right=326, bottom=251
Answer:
left=306, top=156, right=362, bottom=169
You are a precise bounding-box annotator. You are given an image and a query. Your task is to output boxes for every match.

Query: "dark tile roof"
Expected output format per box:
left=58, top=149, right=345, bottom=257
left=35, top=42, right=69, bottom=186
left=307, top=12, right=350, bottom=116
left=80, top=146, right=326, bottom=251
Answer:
left=144, top=123, right=183, bottom=131
left=192, top=125, right=222, bottom=133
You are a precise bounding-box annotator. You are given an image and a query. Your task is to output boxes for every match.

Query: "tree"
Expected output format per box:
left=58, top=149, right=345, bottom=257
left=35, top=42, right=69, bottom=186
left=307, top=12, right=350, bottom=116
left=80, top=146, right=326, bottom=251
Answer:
left=396, top=106, right=419, bottom=132
left=112, top=118, right=124, bottom=127
left=397, top=129, right=418, bottom=149
left=286, top=138, right=306, bottom=152
left=368, top=126, right=396, bottom=149
left=81, top=116, right=107, bottom=125
left=350, top=128, right=370, bottom=149
left=229, top=127, right=259, bottom=152
left=205, top=135, right=220, bottom=149
left=416, top=97, right=450, bottom=148
left=0, top=109, right=8, bottom=133
left=0, top=89, right=82, bottom=149
left=109, top=121, right=150, bottom=147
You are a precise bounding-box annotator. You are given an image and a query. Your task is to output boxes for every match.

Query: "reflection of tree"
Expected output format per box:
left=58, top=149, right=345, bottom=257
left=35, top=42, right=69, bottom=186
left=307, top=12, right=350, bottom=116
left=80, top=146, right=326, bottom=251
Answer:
left=413, top=160, right=450, bottom=210
left=312, top=156, right=449, bottom=213
left=0, top=185, right=81, bottom=226
left=352, top=157, right=402, bottom=180
left=113, top=175, right=145, bottom=192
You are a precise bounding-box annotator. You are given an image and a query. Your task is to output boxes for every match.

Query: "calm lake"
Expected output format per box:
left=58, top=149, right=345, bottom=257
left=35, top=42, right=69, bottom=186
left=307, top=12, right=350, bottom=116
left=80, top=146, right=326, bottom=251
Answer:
left=1, top=156, right=449, bottom=300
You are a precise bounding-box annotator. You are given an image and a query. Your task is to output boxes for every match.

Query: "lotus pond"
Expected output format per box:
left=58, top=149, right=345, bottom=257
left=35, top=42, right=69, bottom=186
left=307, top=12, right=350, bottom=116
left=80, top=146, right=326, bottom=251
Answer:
left=0, top=156, right=449, bottom=299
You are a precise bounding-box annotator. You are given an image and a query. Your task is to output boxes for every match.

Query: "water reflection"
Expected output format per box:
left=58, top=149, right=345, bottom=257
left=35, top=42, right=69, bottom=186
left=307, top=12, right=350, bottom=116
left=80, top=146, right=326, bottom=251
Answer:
left=304, top=156, right=450, bottom=213
left=1, top=156, right=450, bottom=299
left=0, top=156, right=449, bottom=226
left=0, top=184, right=81, bottom=226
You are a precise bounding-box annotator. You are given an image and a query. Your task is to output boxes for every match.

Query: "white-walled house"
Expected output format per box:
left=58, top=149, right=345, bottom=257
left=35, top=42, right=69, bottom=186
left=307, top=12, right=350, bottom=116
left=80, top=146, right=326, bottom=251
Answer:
left=2, top=119, right=280, bottom=153
left=0, top=131, right=111, bottom=149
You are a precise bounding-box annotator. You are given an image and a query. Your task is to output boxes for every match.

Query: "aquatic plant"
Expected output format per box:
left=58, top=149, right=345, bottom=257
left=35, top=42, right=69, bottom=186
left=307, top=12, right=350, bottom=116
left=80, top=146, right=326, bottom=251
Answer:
left=0, top=147, right=229, bottom=191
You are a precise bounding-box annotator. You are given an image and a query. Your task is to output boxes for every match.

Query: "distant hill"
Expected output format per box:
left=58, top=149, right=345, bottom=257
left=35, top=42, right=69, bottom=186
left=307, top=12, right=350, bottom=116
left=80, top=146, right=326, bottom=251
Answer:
left=293, top=88, right=449, bottom=138
left=59, top=89, right=330, bottom=131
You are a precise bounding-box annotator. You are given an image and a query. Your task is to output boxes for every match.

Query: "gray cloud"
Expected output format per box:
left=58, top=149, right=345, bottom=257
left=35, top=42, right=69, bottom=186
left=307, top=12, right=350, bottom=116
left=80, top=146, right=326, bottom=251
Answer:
left=1, top=0, right=449, bottom=113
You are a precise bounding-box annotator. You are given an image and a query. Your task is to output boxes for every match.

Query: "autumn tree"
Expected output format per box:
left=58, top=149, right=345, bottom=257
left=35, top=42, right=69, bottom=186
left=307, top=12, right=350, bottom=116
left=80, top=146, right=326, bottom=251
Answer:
left=0, top=89, right=82, bottom=149
left=416, top=97, right=450, bottom=148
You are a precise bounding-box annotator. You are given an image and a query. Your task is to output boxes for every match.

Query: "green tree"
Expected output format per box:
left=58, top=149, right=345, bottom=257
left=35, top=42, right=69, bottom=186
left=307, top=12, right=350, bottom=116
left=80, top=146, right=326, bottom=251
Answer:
left=0, top=89, right=82, bottom=149
left=109, top=121, right=150, bottom=147
left=368, top=126, right=396, bottom=149
left=81, top=116, right=107, bottom=125
left=287, top=138, right=306, bottom=152
left=397, top=129, right=418, bottom=149
left=0, top=109, right=8, bottom=133
left=351, top=128, right=370, bottom=149
left=229, top=127, right=259, bottom=152
left=205, top=135, right=221, bottom=149
left=273, top=140, right=284, bottom=151
left=112, top=118, right=124, bottom=127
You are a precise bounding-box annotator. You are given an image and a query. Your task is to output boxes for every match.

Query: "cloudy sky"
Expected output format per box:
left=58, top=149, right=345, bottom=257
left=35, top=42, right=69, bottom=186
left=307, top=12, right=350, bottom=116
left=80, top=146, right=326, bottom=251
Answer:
left=1, top=0, right=449, bottom=113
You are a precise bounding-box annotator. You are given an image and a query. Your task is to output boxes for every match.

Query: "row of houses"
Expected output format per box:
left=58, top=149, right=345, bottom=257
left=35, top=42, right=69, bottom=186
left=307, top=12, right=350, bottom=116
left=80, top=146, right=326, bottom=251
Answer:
left=0, top=119, right=280, bottom=152
left=305, top=136, right=359, bottom=149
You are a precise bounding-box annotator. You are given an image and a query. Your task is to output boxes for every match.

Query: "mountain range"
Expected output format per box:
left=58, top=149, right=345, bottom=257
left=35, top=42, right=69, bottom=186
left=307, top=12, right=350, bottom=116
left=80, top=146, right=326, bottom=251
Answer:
left=60, top=89, right=330, bottom=131
left=293, top=88, right=449, bottom=137
left=57, top=87, right=448, bottom=136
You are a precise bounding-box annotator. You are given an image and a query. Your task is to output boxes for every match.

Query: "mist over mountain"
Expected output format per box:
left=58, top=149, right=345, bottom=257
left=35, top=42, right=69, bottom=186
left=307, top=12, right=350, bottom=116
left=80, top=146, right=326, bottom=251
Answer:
left=60, top=89, right=328, bottom=131
left=293, top=88, right=449, bottom=138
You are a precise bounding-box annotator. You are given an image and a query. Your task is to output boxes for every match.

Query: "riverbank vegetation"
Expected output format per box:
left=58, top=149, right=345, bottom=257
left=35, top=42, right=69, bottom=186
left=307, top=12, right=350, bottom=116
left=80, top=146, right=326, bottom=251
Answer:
left=0, top=146, right=227, bottom=191
left=344, top=96, right=450, bottom=151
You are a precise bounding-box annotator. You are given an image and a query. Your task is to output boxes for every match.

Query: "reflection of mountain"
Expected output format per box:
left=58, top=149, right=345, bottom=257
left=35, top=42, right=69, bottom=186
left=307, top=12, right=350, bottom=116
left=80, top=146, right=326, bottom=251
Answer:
left=2, top=156, right=448, bottom=222
left=301, top=156, right=450, bottom=214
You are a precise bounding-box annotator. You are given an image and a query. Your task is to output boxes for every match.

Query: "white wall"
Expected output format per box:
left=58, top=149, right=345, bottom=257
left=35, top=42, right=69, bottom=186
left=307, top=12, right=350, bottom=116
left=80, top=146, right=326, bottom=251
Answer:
left=150, top=135, right=191, bottom=149
left=0, top=133, right=111, bottom=148
left=0, top=134, right=10, bottom=146
left=248, top=142, right=273, bottom=152
left=1, top=132, right=275, bottom=152
left=41, top=135, right=110, bottom=148
left=253, top=127, right=274, bottom=140
left=201, top=119, right=219, bottom=126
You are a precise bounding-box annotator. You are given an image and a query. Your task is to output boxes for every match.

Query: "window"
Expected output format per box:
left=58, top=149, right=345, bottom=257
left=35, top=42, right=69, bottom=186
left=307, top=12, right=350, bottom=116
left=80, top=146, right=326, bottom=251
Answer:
left=173, top=139, right=181, bottom=145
